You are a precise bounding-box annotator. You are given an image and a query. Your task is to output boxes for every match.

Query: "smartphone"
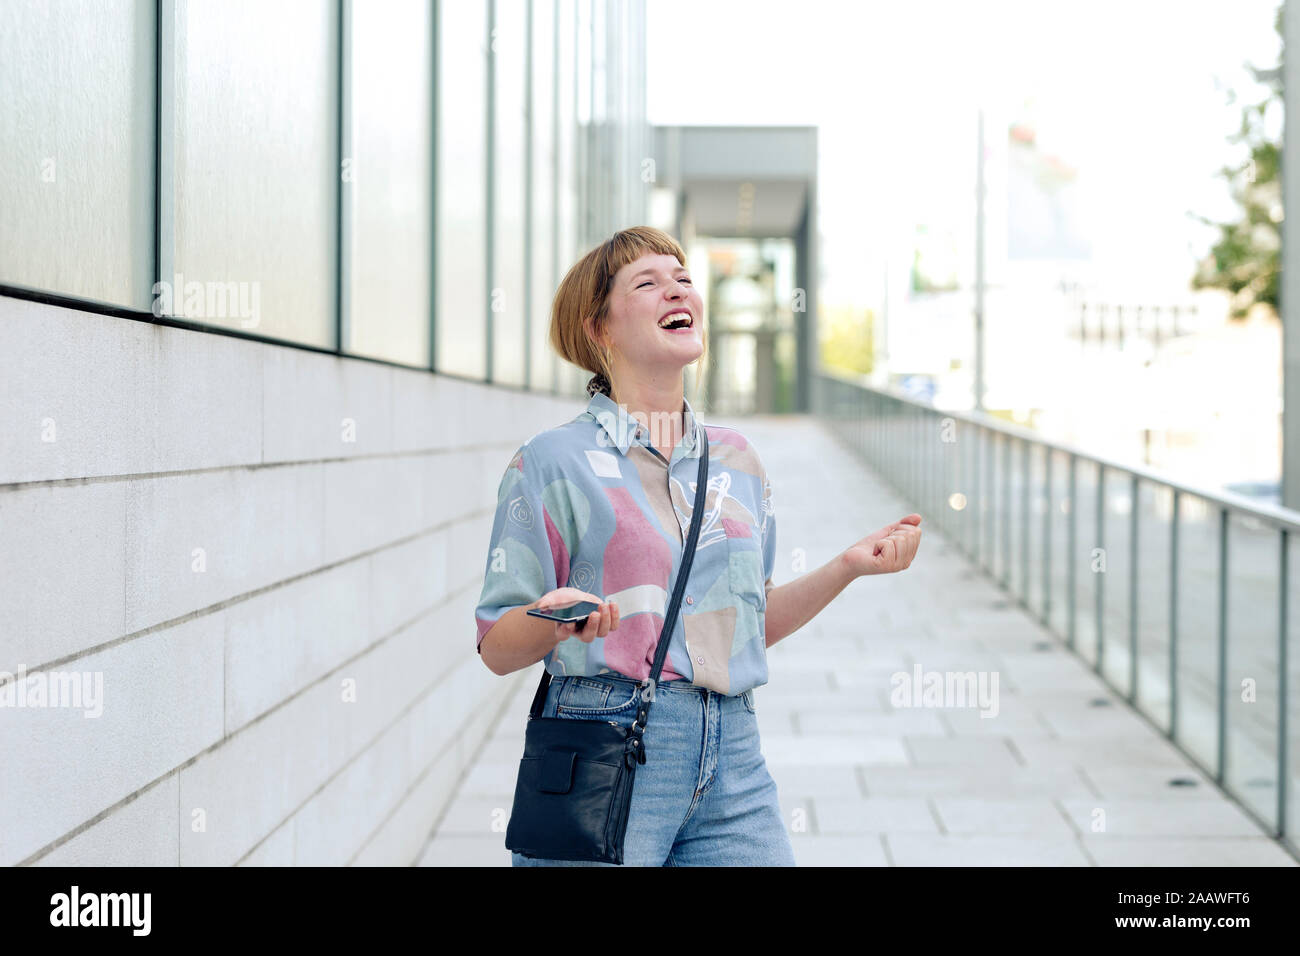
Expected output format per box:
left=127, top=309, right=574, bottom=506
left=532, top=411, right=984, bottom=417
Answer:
left=526, top=600, right=601, bottom=625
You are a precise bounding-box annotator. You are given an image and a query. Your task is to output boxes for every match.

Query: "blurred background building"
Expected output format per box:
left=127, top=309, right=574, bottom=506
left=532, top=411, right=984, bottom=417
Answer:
left=649, top=125, right=819, bottom=415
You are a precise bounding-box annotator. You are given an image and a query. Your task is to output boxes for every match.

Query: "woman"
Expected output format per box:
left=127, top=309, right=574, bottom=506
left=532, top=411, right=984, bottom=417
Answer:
left=475, top=226, right=922, bottom=866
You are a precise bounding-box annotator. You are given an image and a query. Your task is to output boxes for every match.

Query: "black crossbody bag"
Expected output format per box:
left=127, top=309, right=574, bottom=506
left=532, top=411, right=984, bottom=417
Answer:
left=504, top=427, right=709, bottom=864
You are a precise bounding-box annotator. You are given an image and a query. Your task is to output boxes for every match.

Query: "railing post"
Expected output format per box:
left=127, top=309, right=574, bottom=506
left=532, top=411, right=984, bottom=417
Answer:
left=1068, top=453, right=1077, bottom=652
left=1021, top=437, right=1030, bottom=607
left=1170, top=490, right=1180, bottom=740
left=1002, top=433, right=1011, bottom=589
left=910, top=404, right=917, bottom=506
left=984, top=427, right=993, bottom=572
left=1129, top=473, right=1139, bottom=703
left=1216, top=507, right=1228, bottom=785
left=860, top=386, right=866, bottom=460
left=1043, top=448, right=1053, bottom=628
left=966, top=420, right=975, bottom=558
left=927, top=410, right=934, bottom=529
left=913, top=404, right=919, bottom=506
left=1096, top=463, right=1105, bottom=675
left=1279, top=528, right=1289, bottom=841
left=977, top=429, right=987, bottom=572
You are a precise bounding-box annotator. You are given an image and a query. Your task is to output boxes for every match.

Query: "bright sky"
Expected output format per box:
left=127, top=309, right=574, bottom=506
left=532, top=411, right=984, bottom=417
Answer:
left=647, top=0, right=1282, bottom=308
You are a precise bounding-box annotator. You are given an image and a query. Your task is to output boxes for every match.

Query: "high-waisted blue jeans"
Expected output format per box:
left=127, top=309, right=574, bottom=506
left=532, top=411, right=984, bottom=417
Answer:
left=510, top=672, right=796, bottom=866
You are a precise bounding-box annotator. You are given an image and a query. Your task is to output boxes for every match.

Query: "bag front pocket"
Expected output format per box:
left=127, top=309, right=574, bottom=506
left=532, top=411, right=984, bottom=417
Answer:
left=508, top=752, right=625, bottom=861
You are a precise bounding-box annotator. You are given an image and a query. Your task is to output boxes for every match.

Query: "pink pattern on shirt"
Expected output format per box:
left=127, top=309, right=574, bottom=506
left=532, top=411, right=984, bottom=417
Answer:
left=545, top=508, right=570, bottom=590
left=601, top=486, right=685, bottom=680
left=601, top=488, right=672, bottom=593
left=706, top=424, right=747, bottom=450
left=721, top=516, right=752, bottom=538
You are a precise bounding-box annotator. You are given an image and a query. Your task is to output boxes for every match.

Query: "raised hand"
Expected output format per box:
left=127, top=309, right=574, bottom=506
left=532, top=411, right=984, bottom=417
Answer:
left=842, top=513, right=922, bottom=577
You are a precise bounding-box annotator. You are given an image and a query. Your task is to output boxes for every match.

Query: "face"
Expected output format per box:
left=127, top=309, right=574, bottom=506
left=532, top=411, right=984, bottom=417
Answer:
left=596, top=252, right=705, bottom=381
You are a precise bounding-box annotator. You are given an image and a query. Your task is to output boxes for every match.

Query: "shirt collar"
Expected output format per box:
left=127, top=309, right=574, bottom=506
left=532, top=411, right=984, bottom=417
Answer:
left=587, top=390, right=700, bottom=458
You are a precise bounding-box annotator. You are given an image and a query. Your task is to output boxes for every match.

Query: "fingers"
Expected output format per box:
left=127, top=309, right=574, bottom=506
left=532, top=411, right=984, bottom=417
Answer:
left=871, top=527, right=922, bottom=569
left=550, top=598, right=622, bottom=643
left=885, top=514, right=922, bottom=535
left=890, top=526, right=921, bottom=568
left=581, top=604, right=605, bottom=642
left=573, top=601, right=621, bottom=643
left=595, top=600, right=619, bottom=638
left=557, top=618, right=593, bottom=642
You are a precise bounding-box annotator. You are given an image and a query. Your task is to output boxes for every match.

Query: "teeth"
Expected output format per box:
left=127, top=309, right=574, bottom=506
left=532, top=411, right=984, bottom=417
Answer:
left=658, top=313, right=692, bottom=329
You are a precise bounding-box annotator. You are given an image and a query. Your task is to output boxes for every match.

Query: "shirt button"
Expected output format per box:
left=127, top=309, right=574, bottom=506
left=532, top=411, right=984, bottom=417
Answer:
left=696, top=656, right=704, bottom=664
left=685, top=595, right=693, bottom=604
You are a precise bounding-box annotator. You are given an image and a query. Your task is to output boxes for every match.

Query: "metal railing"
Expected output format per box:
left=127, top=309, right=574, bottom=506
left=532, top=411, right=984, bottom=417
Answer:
left=815, top=369, right=1296, bottom=858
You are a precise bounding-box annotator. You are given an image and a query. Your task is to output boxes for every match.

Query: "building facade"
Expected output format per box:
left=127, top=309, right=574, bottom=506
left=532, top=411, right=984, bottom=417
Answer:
left=0, top=0, right=648, bottom=866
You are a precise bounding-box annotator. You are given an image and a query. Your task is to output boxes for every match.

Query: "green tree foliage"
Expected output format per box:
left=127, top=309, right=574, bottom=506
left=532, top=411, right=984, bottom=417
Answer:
left=1190, top=4, right=1282, bottom=319
left=819, top=305, right=874, bottom=376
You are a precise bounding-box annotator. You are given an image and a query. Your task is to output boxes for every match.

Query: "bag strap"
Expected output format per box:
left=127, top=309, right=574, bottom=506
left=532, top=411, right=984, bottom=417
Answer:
left=527, top=422, right=710, bottom=726
left=636, top=425, right=708, bottom=731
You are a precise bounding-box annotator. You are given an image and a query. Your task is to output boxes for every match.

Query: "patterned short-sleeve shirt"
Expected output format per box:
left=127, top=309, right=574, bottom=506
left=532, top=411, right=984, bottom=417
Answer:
left=474, top=390, right=775, bottom=696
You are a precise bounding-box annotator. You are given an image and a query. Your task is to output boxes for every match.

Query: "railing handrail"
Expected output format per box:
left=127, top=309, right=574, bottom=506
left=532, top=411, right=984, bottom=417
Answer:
left=818, top=367, right=1300, bottom=532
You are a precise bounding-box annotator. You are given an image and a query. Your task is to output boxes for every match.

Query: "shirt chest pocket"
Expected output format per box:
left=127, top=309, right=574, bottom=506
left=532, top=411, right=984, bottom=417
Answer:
left=724, top=523, right=765, bottom=610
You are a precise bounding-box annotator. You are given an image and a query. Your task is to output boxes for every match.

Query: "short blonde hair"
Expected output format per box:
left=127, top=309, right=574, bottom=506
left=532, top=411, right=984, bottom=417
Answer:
left=549, top=226, right=707, bottom=403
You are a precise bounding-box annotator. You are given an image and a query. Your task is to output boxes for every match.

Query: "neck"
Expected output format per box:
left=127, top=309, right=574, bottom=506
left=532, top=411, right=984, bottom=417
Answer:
left=608, top=369, right=686, bottom=449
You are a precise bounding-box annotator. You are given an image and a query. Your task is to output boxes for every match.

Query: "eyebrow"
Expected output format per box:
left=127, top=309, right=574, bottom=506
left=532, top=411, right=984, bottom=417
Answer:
left=628, top=266, right=688, bottom=283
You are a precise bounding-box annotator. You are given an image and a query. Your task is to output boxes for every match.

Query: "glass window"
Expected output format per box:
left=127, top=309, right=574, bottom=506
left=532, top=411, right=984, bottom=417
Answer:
left=435, top=0, right=489, bottom=378
left=529, top=0, right=556, bottom=393
left=173, top=0, right=338, bottom=346
left=555, top=0, right=578, bottom=292
left=555, top=0, right=584, bottom=396
left=575, top=0, right=592, bottom=128
left=0, top=0, right=155, bottom=311
left=591, top=0, right=607, bottom=238
left=626, top=0, right=647, bottom=227
left=606, top=0, right=623, bottom=228
left=491, top=0, right=527, bottom=386
left=346, top=0, right=433, bottom=367
left=575, top=0, right=592, bottom=248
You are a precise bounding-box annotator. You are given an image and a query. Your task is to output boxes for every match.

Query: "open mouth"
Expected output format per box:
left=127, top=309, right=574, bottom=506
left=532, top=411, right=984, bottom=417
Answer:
left=658, top=311, right=694, bottom=331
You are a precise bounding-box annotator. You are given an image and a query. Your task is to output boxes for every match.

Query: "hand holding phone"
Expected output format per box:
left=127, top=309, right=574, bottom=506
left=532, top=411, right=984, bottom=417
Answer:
left=528, top=588, right=620, bottom=645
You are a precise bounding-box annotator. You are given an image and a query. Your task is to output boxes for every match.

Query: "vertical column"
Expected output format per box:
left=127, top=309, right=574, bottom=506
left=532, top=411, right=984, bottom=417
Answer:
left=155, top=0, right=178, bottom=314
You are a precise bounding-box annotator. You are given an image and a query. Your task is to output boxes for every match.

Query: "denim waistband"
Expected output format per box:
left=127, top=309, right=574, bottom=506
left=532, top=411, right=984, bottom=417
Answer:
left=559, top=671, right=736, bottom=697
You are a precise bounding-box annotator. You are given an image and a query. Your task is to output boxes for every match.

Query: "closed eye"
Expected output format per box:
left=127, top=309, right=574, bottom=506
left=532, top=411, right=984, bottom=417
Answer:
left=637, top=276, right=691, bottom=289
